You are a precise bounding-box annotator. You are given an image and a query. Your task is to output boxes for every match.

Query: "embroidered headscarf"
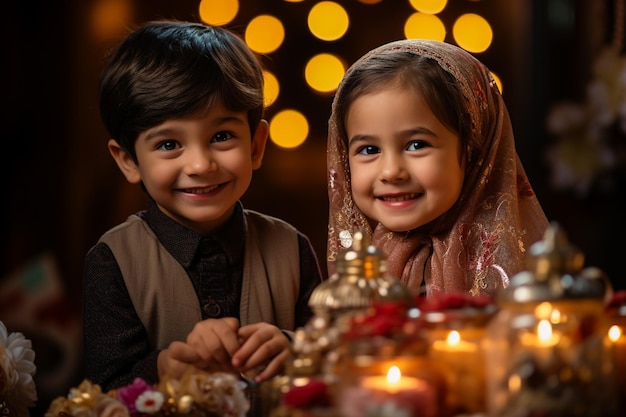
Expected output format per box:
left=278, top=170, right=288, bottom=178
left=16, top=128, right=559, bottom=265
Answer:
left=327, top=39, right=549, bottom=296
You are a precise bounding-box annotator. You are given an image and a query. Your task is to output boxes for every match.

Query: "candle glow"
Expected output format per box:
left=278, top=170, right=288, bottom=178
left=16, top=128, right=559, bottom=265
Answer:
left=387, top=366, right=401, bottom=384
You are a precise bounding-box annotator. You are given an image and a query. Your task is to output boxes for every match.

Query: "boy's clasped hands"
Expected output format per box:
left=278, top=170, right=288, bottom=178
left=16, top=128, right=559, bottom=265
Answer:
left=159, top=318, right=291, bottom=383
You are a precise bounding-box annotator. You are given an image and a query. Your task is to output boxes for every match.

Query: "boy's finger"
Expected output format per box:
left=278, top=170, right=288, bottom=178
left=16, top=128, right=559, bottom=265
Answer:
left=254, top=349, right=291, bottom=382
left=168, top=341, right=201, bottom=363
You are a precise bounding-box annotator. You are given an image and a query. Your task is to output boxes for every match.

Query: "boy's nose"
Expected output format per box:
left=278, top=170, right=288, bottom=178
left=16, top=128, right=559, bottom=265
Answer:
left=184, top=149, right=216, bottom=175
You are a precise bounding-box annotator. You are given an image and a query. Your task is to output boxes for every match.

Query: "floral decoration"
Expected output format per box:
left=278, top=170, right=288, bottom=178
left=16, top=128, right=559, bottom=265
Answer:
left=342, top=303, right=414, bottom=341
left=282, top=379, right=331, bottom=409
left=545, top=0, right=626, bottom=197
left=0, top=320, right=37, bottom=417
left=45, top=368, right=249, bottom=417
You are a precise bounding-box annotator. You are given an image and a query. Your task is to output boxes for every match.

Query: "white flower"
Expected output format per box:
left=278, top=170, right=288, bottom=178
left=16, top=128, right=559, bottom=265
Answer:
left=135, top=390, right=164, bottom=414
left=0, top=321, right=37, bottom=417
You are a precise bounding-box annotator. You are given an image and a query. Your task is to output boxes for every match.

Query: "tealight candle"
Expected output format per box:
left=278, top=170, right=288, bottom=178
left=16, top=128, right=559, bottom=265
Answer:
left=339, top=365, right=438, bottom=417
left=361, top=365, right=423, bottom=393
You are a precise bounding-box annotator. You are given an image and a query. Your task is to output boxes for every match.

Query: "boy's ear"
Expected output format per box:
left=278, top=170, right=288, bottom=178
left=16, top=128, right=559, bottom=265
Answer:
left=251, top=119, right=269, bottom=170
left=108, top=139, right=142, bottom=184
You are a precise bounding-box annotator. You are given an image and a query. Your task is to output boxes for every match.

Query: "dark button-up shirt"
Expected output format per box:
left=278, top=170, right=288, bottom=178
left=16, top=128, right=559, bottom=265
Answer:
left=83, top=200, right=322, bottom=391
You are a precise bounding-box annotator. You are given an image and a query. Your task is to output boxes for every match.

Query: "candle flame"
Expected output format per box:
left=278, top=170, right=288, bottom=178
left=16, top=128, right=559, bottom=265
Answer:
left=446, top=330, right=461, bottom=346
left=609, top=325, right=622, bottom=342
left=386, top=366, right=401, bottom=384
left=537, top=319, right=552, bottom=342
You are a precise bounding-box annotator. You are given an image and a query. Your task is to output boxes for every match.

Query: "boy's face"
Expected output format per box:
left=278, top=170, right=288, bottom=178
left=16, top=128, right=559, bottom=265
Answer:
left=109, top=100, right=268, bottom=235
left=346, top=86, right=464, bottom=233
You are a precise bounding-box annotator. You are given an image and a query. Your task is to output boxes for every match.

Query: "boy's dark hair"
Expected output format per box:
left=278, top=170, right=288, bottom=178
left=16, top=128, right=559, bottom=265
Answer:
left=99, top=20, right=265, bottom=161
left=335, top=52, right=473, bottom=165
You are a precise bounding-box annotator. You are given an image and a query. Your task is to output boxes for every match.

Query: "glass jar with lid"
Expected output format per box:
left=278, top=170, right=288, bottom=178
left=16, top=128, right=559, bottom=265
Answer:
left=484, top=223, right=618, bottom=417
left=419, top=292, right=497, bottom=415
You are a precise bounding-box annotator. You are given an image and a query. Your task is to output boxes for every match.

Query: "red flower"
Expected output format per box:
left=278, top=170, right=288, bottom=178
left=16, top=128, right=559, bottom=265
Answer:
left=283, top=379, right=330, bottom=408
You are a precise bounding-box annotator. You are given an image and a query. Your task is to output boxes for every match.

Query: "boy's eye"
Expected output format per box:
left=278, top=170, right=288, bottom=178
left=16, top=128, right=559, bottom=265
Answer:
left=157, top=140, right=179, bottom=151
left=407, top=140, right=428, bottom=151
left=211, top=131, right=234, bottom=143
left=357, top=145, right=380, bottom=155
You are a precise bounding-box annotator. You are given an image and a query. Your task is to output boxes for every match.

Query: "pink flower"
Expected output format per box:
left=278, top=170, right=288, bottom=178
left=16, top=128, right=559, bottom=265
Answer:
left=116, top=378, right=152, bottom=414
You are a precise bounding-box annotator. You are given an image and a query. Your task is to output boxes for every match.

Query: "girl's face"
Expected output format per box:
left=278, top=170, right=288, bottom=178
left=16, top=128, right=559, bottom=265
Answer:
left=109, top=99, right=268, bottom=235
left=346, top=85, right=464, bottom=233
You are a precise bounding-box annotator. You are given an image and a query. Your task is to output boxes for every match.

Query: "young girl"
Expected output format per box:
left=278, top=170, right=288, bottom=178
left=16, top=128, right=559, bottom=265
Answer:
left=327, top=39, right=549, bottom=296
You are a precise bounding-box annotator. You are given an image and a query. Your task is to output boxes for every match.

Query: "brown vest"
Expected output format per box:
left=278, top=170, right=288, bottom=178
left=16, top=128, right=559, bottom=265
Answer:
left=99, top=210, right=299, bottom=349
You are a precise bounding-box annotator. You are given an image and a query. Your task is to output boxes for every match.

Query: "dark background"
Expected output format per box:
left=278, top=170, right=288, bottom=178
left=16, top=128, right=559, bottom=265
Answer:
left=1, top=0, right=625, bottom=414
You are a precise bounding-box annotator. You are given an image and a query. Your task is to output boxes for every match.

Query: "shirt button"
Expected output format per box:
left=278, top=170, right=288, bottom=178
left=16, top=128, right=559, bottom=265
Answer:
left=203, top=299, right=222, bottom=317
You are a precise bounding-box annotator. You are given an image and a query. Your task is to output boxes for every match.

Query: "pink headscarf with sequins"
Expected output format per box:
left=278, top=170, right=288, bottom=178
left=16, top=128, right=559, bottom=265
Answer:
left=326, top=39, right=549, bottom=296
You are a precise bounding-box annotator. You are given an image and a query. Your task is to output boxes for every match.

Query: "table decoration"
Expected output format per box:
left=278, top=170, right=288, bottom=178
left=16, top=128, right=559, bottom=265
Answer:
left=605, top=290, right=626, bottom=414
left=418, top=293, right=496, bottom=415
left=484, top=222, right=618, bottom=417
left=0, top=320, right=37, bottom=417
left=45, top=367, right=250, bottom=417
left=332, top=303, right=445, bottom=417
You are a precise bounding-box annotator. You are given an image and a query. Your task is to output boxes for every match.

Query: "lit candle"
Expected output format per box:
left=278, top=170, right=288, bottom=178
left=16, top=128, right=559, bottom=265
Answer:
left=339, top=365, right=437, bottom=417
left=431, top=330, right=477, bottom=353
left=608, top=324, right=626, bottom=411
left=429, top=329, right=484, bottom=413
left=361, top=365, right=424, bottom=393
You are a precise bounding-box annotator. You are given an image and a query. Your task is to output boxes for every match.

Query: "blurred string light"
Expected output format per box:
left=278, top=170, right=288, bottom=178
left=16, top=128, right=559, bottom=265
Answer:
left=196, top=0, right=496, bottom=149
left=453, top=13, right=493, bottom=53
left=305, top=54, right=346, bottom=93
left=270, top=110, right=309, bottom=148
left=404, top=12, right=446, bottom=41
left=308, top=1, right=349, bottom=41
left=491, top=71, right=503, bottom=94
left=199, top=0, right=238, bottom=25
left=263, top=71, right=280, bottom=107
left=409, top=0, right=447, bottom=14
left=245, top=15, right=285, bottom=53
left=89, top=0, right=134, bottom=41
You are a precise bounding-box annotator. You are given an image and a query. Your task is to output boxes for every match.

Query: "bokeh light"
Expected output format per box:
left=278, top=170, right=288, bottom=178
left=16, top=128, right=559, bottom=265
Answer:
left=269, top=109, right=309, bottom=148
left=198, top=0, right=238, bottom=26
left=263, top=71, right=280, bottom=107
left=491, top=71, right=503, bottom=94
left=308, top=1, right=349, bottom=41
left=453, top=13, right=493, bottom=53
left=89, top=0, right=134, bottom=41
left=245, top=15, right=285, bottom=53
left=409, top=0, right=447, bottom=14
left=404, top=12, right=446, bottom=41
left=305, top=53, right=345, bottom=93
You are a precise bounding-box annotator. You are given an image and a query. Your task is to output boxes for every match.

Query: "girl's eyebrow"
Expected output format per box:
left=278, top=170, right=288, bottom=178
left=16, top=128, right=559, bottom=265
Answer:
left=349, top=127, right=438, bottom=146
left=348, top=134, right=372, bottom=147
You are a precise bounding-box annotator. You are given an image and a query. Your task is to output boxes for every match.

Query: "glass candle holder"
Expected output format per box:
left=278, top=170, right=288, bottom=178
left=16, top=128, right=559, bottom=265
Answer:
left=334, top=350, right=447, bottom=417
left=420, top=293, right=496, bottom=415
left=606, top=290, right=626, bottom=415
left=484, top=223, right=618, bottom=417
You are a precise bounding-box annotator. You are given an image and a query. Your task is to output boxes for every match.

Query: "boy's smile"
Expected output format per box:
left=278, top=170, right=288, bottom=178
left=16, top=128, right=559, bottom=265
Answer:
left=108, top=99, right=268, bottom=235
left=346, top=85, right=464, bottom=233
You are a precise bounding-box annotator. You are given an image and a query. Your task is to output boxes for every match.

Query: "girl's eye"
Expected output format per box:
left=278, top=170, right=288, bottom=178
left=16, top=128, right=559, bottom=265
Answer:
left=357, top=145, right=380, bottom=155
left=407, top=140, right=429, bottom=151
left=157, top=140, right=179, bottom=151
left=212, top=131, right=234, bottom=143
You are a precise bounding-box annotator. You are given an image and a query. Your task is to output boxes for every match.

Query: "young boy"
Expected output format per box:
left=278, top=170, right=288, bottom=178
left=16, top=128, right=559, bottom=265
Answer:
left=83, top=20, right=323, bottom=392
